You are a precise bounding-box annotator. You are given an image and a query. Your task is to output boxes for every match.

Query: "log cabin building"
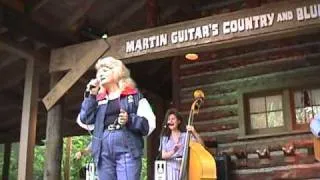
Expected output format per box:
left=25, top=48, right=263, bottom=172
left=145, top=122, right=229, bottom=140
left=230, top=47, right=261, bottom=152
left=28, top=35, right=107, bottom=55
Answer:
left=0, top=0, right=320, bottom=179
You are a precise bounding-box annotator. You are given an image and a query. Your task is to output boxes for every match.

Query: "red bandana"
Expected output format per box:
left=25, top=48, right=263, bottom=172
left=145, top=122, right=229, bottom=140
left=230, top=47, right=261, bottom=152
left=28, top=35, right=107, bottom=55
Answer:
left=96, top=87, right=137, bottom=101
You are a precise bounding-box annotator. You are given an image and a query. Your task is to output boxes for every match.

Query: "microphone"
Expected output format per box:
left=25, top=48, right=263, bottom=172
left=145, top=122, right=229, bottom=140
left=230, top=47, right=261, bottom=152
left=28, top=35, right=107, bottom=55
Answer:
left=163, top=123, right=171, bottom=128
left=86, top=85, right=97, bottom=92
left=87, top=79, right=99, bottom=91
left=84, top=79, right=99, bottom=98
left=89, top=85, right=97, bottom=90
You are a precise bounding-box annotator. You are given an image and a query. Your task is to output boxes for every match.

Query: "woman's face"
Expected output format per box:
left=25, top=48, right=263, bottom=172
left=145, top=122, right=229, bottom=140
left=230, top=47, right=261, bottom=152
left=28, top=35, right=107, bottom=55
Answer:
left=167, top=114, right=180, bottom=130
left=96, top=66, right=116, bottom=86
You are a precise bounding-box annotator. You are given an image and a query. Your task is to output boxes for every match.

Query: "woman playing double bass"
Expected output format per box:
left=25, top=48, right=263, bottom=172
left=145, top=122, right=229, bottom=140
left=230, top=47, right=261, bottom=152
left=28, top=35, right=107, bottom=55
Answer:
left=161, top=108, right=204, bottom=180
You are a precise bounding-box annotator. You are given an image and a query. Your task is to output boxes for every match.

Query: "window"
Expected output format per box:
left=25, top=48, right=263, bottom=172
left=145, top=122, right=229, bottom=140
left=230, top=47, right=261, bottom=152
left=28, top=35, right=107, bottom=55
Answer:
left=246, top=93, right=286, bottom=134
left=249, top=95, right=284, bottom=129
left=240, top=87, right=320, bottom=138
left=293, top=88, right=320, bottom=128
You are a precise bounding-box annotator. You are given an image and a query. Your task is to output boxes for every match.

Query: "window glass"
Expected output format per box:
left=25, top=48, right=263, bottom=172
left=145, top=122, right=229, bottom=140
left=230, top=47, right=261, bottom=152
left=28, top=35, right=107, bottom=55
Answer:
left=249, top=94, right=284, bottom=131
left=294, top=88, right=320, bottom=125
left=266, top=95, right=282, bottom=111
left=249, top=97, right=265, bottom=113
left=250, top=113, right=267, bottom=129
left=267, top=111, right=284, bottom=127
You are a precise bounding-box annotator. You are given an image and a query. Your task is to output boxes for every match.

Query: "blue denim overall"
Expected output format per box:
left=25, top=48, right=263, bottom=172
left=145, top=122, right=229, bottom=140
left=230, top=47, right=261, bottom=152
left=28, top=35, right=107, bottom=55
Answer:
left=79, top=91, right=149, bottom=180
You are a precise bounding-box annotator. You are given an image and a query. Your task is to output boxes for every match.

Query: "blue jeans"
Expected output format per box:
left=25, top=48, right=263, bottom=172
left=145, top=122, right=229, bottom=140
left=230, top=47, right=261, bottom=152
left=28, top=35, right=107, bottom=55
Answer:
left=97, top=131, right=142, bottom=180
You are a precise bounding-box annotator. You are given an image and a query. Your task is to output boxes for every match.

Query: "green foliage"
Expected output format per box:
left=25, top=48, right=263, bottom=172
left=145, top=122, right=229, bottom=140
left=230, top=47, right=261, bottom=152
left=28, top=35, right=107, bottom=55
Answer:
left=33, top=145, right=45, bottom=180
left=63, top=135, right=92, bottom=180
left=141, top=158, right=148, bottom=180
left=1, top=135, right=148, bottom=179
left=8, top=143, right=19, bottom=180
left=0, top=144, right=3, bottom=177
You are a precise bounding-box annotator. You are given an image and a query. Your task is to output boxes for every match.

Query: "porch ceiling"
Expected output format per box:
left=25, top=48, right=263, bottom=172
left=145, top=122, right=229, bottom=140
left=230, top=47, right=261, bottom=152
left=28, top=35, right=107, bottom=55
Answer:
left=0, top=0, right=250, bottom=143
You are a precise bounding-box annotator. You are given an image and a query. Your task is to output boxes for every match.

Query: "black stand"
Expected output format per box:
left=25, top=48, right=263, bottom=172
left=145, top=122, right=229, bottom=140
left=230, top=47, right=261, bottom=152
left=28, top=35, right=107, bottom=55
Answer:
left=156, top=120, right=167, bottom=160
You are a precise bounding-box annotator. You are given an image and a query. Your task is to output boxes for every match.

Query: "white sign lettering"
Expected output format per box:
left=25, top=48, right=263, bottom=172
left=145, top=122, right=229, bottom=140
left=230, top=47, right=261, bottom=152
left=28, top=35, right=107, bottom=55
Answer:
left=296, top=4, right=320, bottom=21
left=125, top=3, right=320, bottom=54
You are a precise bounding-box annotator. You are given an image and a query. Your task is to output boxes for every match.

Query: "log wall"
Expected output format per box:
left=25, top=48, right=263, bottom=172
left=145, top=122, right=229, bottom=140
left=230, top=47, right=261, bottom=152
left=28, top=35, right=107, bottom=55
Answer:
left=176, top=33, right=320, bottom=179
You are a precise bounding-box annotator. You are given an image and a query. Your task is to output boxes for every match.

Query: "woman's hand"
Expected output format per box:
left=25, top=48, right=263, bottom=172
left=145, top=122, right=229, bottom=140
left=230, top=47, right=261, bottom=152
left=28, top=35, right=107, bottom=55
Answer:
left=162, top=143, right=182, bottom=159
left=187, top=125, right=205, bottom=146
left=86, top=79, right=100, bottom=95
left=173, top=143, right=182, bottom=152
left=186, top=125, right=196, bottom=134
left=118, top=109, right=128, bottom=125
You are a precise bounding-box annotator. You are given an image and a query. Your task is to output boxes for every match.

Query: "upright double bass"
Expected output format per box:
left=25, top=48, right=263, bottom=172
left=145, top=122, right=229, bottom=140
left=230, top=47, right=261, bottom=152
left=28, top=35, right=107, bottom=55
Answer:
left=179, top=90, right=217, bottom=180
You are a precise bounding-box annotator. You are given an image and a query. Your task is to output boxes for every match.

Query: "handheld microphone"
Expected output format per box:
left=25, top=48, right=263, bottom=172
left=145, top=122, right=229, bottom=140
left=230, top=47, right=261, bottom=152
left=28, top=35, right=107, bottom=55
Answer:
left=86, top=78, right=99, bottom=91
left=86, top=85, right=97, bottom=92
left=89, top=85, right=96, bottom=90
left=84, top=79, right=99, bottom=98
left=163, top=123, right=170, bottom=128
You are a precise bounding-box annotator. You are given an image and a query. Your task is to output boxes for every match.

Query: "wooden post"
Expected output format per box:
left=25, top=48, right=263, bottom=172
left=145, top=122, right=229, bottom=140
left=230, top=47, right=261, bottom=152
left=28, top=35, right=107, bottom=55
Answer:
left=146, top=92, right=165, bottom=180
left=63, top=137, right=72, bottom=180
left=145, top=1, right=159, bottom=179
left=146, top=0, right=157, bottom=27
left=313, top=137, right=320, bottom=161
left=2, top=143, right=11, bottom=180
left=17, top=58, right=39, bottom=180
left=43, top=73, right=64, bottom=180
left=42, top=40, right=108, bottom=110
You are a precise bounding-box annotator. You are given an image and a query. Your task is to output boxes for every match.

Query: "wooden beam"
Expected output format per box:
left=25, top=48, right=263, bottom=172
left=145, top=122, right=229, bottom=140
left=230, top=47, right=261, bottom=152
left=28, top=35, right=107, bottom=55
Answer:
left=43, top=72, right=64, bottom=180
left=31, top=0, right=50, bottom=13
left=0, top=60, right=25, bottom=91
left=234, top=163, right=320, bottom=179
left=0, top=0, right=24, bottom=13
left=61, top=0, right=96, bottom=30
left=159, top=5, right=180, bottom=22
left=194, top=0, right=243, bottom=11
left=0, top=53, right=20, bottom=69
left=0, top=33, right=49, bottom=65
left=42, top=39, right=108, bottom=110
left=179, top=40, right=320, bottom=76
left=219, top=134, right=312, bottom=151
left=45, top=0, right=320, bottom=110
left=106, top=0, right=146, bottom=29
left=146, top=0, right=157, bottom=27
left=0, top=36, right=34, bottom=60
left=180, top=65, right=320, bottom=99
left=234, top=154, right=315, bottom=169
left=2, top=6, right=78, bottom=47
left=181, top=52, right=320, bottom=88
left=51, top=0, right=320, bottom=71
left=180, top=93, right=238, bottom=111
left=2, top=143, right=11, bottom=180
left=17, top=58, right=39, bottom=180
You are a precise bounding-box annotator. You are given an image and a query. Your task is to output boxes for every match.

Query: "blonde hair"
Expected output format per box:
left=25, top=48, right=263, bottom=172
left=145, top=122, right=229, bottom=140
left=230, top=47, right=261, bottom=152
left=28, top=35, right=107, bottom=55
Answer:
left=95, top=56, right=136, bottom=90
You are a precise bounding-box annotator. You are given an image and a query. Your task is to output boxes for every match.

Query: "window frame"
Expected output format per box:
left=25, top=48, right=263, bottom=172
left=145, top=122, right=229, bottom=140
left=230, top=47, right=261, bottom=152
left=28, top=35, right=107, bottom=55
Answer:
left=238, top=81, right=320, bottom=139
left=243, top=90, right=289, bottom=135
left=291, top=87, right=320, bottom=131
left=239, top=89, right=296, bottom=139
